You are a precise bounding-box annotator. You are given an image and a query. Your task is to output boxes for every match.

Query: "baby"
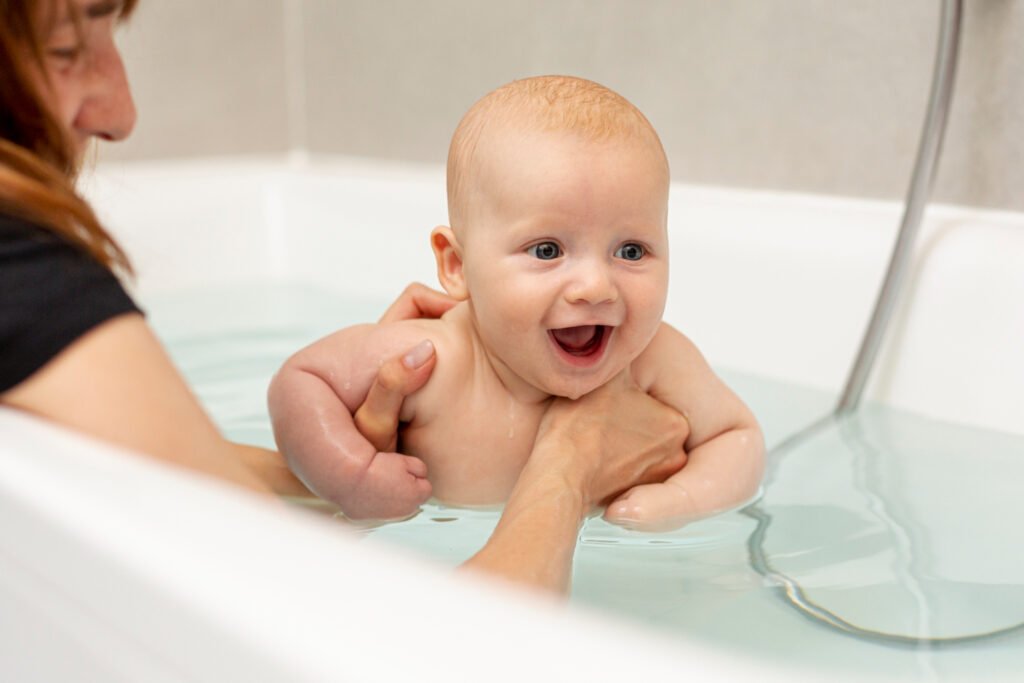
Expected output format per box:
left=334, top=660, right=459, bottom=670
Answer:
left=268, top=76, right=764, bottom=530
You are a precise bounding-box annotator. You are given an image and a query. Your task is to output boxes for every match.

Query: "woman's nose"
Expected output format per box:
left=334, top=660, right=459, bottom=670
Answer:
left=564, top=261, right=618, bottom=305
left=74, top=43, right=136, bottom=142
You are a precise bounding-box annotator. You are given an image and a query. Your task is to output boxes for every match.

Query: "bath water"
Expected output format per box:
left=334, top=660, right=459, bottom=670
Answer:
left=154, top=283, right=1024, bottom=681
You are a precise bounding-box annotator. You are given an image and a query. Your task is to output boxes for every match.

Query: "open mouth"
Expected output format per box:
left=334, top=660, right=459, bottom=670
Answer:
left=549, top=325, right=610, bottom=363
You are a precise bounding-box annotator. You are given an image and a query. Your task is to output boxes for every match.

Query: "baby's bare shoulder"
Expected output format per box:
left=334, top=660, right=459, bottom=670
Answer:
left=285, top=317, right=447, bottom=367
left=389, top=309, right=477, bottom=423
left=630, top=322, right=710, bottom=392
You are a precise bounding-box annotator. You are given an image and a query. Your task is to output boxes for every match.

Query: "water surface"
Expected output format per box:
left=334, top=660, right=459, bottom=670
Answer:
left=155, top=284, right=1024, bottom=682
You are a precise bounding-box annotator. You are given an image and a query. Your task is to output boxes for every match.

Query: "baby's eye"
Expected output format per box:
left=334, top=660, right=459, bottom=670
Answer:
left=527, top=241, right=562, bottom=260
left=615, top=243, right=646, bottom=261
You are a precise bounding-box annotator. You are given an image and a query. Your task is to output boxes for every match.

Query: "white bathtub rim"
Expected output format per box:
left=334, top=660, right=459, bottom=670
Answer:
left=84, top=151, right=1024, bottom=226
left=0, top=407, right=825, bottom=683
left=85, top=154, right=1024, bottom=437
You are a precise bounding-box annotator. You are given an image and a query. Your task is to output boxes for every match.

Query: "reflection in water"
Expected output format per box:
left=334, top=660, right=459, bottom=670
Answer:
left=746, top=413, right=1024, bottom=648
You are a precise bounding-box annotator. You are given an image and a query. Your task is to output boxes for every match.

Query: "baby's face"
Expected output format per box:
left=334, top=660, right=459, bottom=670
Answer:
left=458, top=129, right=669, bottom=400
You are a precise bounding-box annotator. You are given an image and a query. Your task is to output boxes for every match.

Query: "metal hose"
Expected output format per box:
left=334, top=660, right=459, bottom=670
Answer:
left=835, top=0, right=962, bottom=414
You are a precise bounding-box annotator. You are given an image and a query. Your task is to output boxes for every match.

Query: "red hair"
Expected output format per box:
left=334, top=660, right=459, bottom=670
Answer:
left=0, top=0, right=138, bottom=274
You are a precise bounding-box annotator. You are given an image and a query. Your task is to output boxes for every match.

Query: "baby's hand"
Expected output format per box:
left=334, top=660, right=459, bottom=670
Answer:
left=603, top=480, right=698, bottom=532
left=339, top=451, right=432, bottom=521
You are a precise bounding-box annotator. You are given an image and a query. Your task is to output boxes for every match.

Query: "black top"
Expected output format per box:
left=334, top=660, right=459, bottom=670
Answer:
left=0, top=213, right=141, bottom=393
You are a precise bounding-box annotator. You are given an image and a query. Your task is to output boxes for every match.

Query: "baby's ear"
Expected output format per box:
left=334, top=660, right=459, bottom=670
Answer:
left=430, top=226, right=469, bottom=300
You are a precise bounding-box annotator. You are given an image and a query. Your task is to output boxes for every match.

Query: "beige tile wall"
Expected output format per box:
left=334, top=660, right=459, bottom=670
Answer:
left=106, top=0, right=290, bottom=159
left=105, top=0, right=1024, bottom=212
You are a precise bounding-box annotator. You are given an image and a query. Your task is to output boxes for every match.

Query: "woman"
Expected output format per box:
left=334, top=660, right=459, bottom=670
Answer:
left=0, top=0, right=687, bottom=593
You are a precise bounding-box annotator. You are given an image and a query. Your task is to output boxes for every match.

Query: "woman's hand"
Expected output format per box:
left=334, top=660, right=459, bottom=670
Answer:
left=464, top=372, right=689, bottom=593
left=350, top=283, right=454, bottom=450
left=378, top=282, right=457, bottom=324
left=535, top=372, right=690, bottom=510
left=353, top=339, right=437, bottom=452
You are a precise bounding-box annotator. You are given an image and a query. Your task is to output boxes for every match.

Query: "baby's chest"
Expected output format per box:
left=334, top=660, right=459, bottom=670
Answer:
left=399, top=396, right=546, bottom=506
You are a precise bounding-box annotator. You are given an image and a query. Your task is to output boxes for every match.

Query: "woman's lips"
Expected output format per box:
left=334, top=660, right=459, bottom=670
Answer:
left=549, top=325, right=610, bottom=366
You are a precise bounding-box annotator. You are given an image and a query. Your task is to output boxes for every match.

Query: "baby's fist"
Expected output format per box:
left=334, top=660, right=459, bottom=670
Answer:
left=340, top=451, right=432, bottom=521
left=603, top=481, right=696, bottom=532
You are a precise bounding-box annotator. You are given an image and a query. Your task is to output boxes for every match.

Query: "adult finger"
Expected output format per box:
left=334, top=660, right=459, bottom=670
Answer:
left=354, top=340, right=437, bottom=451
left=379, top=283, right=457, bottom=323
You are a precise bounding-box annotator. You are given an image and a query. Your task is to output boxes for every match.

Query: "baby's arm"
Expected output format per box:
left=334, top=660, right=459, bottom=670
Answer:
left=267, top=321, right=438, bottom=520
left=604, top=323, right=765, bottom=531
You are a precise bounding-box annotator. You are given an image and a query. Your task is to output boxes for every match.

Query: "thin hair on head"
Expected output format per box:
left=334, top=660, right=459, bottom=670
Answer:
left=446, top=75, right=667, bottom=229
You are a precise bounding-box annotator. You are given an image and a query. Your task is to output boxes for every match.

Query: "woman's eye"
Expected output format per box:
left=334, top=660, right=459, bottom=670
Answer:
left=527, top=242, right=561, bottom=260
left=615, top=243, right=646, bottom=261
left=47, top=45, right=82, bottom=62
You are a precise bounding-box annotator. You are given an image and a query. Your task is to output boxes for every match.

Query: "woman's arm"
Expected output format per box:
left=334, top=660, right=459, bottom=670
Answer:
left=463, top=374, right=689, bottom=593
left=2, top=313, right=303, bottom=496
left=0, top=283, right=450, bottom=501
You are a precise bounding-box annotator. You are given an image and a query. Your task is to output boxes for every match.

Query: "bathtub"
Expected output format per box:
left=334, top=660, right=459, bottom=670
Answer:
left=2, top=155, right=1022, bottom=681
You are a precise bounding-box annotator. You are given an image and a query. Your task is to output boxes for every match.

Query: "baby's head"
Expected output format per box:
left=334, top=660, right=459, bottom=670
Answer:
left=432, top=76, right=670, bottom=400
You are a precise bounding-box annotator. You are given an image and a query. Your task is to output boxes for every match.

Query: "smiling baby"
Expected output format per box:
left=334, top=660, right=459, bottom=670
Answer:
left=268, top=75, right=764, bottom=530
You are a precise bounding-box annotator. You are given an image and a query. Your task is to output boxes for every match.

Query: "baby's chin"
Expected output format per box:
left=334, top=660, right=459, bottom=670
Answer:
left=537, top=368, right=621, bottom=401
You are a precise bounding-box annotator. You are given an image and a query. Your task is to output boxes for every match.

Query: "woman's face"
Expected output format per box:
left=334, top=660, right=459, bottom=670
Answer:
left=39, top=0, right=136, bottom=159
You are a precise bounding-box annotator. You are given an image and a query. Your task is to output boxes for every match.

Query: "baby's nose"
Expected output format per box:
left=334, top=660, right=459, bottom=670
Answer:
left=564, top=263, right=618, bottom=305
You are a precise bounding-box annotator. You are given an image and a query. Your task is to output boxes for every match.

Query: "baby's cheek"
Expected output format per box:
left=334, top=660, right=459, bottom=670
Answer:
left=635, top=277, right=668, bottom=319
left=475, top=303, right=540, bottom=373
left=631, top=303, right=666, bottom=348
left=492, top=295, right=540, bottom=335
